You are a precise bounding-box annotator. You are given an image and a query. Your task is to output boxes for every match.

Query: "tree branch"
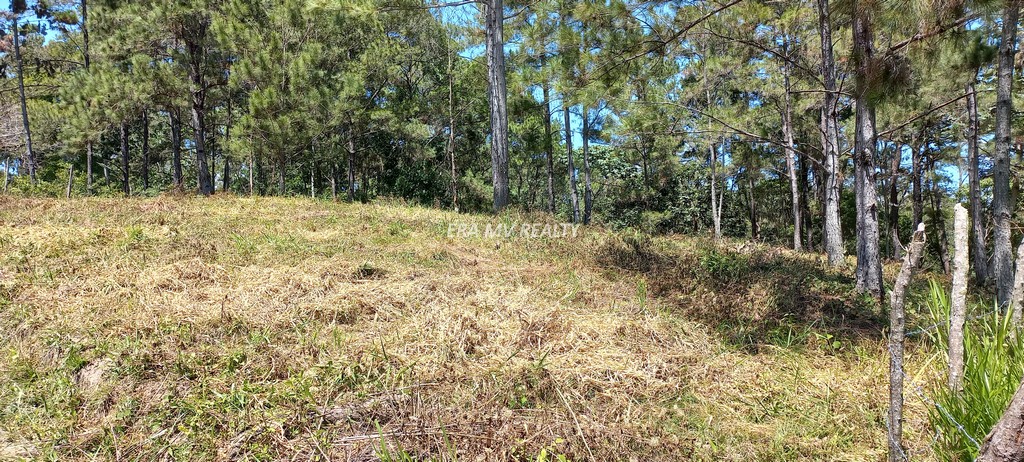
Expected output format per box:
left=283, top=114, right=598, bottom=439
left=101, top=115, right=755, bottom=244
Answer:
left=593, top=0, right=745, bottom=81
left=885, top=14, right=978, bottom=56
left=877, top=93, right=969, bottom=138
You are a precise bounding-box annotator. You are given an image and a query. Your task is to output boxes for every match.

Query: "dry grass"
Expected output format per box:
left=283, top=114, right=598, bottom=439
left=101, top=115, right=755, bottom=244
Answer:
left=0, top=196, right=944, bottom=461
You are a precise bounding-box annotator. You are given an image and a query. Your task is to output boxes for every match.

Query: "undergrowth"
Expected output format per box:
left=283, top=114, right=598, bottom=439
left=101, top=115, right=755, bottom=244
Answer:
left=923, top=280, right=1024, bottom=461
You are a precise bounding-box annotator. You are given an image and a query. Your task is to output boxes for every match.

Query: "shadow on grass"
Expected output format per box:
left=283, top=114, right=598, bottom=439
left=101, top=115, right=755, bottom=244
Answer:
left=595, top=233, right=884, bottom=352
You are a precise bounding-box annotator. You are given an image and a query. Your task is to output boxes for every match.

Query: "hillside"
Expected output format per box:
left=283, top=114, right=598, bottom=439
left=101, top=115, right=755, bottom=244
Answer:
left=0, top=197, right=940, bottom=461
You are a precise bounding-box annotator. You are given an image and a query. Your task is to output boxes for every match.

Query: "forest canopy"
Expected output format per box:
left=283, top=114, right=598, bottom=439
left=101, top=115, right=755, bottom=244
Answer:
left=1, top=0, right=1021, bottom=300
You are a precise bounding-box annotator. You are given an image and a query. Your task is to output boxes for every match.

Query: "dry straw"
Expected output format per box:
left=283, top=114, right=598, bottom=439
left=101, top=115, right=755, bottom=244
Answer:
left=0, top=196, right=940, bottom=460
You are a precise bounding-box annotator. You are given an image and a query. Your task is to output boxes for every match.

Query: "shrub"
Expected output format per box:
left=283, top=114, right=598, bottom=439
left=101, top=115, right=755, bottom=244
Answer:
left=698, top=247, right=748, bottom=282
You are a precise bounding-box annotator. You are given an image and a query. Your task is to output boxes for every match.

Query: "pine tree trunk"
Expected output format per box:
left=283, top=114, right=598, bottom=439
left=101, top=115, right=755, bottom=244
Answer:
left=188, top=49, right=214, bottom=196
left=635, top=81, right=652, bottom=207
left=565, top=106, right=580, bottom=224
left=83, top=0, right=92, bottom=194
left=223, top=98, right=231, bottom=193
left=853, top=4, right=882, bottom=298
left=485, top=0, right=509, bottom=212
left=799, top=148, right=814, bottom=250
left=710, top=141, right=721, bottom=240
left=347, top=136, right=356, bottom=202
left=249, top=152, right=255, bottom=196
left=994, top=0, right=1019, bottom=307
left=640, top=143, right=651, bottom=204
left=704, top=81, right=723, bottom=240
left=514, top=162, right=524, bottom=202
left=278, top=155, right=286, bottom=196
left=967, top=80, right=990, bottom=284
left=889, top=149, right=902, bottom=259
left=330, top=163, right=337, bottom=201
left=4, top=156, right=10, bottom=192
left=86, top=141, right=94, bottom=193
left=223, top=156, right=230, bottom=193
left=888, top=224, right=927, bottom=462
left=543, top=84, right=556, bottom=215
left=748, top=172, right=760, bottom=240
left=364, top=163, right=371, bottom=200
left=581, top=105, right=593, bottom=225
left=950, top=203, right=969, bottom=390
left=170, top=111, right=183, bottom=189
left=209, top=126, right=217, bottom=189
left=817, top=0, right=845, bottom=267
left=141, top=113, right=150, bottom=190
left=529, top=163, right=540, bottom=210
left=257, top=153, right=265, bottom=196
left=912, top=141, right=924, bottom=227
left=447, top=47, right=459, bottom=212
left=12, top=16, right=36, bottom=185
left=930, top=165, right=951, bottom=274
left=120, top=121, right=130, bottom=196
left=82, top=0, right=90, bottom=68
left=782, top=57, right=802, bottom=250
left=977, top=376, right=1024, bottom=462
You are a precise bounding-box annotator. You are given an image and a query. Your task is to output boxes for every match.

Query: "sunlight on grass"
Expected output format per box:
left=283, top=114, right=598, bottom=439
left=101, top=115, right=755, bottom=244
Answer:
left=0, top=196, right=939, bottom=460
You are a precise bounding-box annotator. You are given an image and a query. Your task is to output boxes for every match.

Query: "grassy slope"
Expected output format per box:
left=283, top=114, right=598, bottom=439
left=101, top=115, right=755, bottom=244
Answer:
left=0, top=196, right=941, bottom=461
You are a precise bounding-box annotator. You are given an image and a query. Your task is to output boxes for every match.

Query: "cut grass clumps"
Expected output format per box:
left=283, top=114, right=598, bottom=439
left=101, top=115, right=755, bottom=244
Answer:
left=0, top=196, right=943, bottom=460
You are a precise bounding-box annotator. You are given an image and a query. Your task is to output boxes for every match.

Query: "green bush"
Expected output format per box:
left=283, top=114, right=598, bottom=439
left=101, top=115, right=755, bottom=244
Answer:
left=923, top=280, right=1024, bottom=461
left=698, top=247, right=748, bottom=282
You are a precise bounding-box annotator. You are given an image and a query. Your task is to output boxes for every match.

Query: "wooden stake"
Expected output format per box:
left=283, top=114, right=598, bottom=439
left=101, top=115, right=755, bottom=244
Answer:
left=950, top=204, right=969, bottom=389
left=65, top=164, right=75, bottom=199
left=1011, top=238, right=1024, bottom=326
left=888, top=223, right=926, bottom=462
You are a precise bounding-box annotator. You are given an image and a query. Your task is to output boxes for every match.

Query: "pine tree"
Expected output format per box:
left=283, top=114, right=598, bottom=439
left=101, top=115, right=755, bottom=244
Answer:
left=851, top=0, right=883, bottom=298
left=816, top=0, right=845, bottom=267
left=993, top=0, right=1019, bottom=307
left=7, top=6, right=35, bottom=184
left=485, top=0, right=510, bottom=211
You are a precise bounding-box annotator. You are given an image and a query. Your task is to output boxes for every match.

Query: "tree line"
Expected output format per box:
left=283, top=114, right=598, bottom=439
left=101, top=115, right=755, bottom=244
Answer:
left=2, top=0, right=1024, bottom=302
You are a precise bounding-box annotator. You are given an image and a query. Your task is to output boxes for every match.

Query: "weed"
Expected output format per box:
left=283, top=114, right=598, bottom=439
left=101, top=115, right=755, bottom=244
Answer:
left=765, top=320, right=810, bottom=350
left=635, top=277, right=648, bottom=311
left=119, top=225, right=147, bottom=251
left=697, top=247, right=748, bottom=282
left=812, top=331, right=843, bottom=353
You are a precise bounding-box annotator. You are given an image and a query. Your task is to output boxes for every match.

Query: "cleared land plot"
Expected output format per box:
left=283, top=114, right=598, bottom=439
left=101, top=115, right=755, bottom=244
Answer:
left=0, top=197, right=940, bottom=460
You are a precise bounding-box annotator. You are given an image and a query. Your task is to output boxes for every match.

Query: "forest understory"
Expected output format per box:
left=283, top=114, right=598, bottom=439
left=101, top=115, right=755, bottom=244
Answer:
left=0, top=196, right=961, bottom=461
